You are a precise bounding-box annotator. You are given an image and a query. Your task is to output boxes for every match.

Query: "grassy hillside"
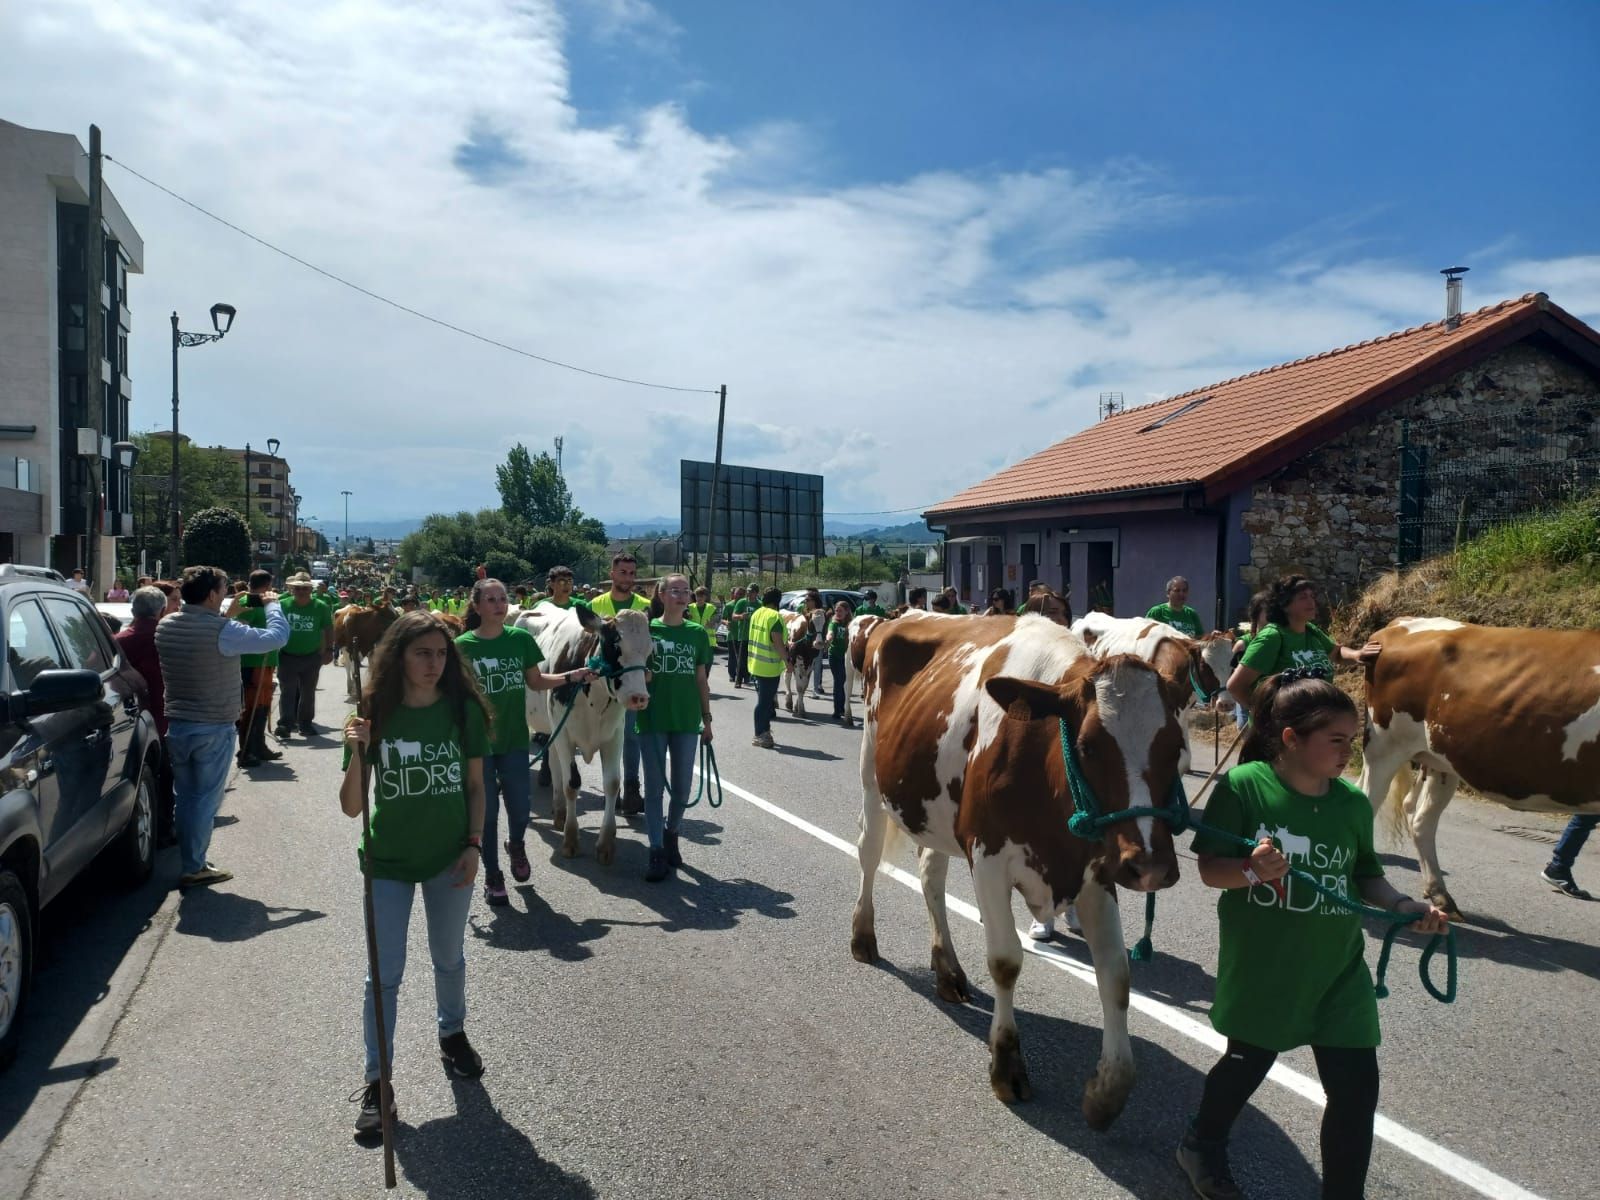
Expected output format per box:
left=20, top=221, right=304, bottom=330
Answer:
left=1334, top=495, right=1600, bottom=643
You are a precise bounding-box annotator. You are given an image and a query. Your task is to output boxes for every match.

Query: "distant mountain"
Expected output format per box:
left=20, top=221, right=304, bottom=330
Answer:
left=605, top=517, right=681, bottom=538
left=308, top=517, right=422, bottom=539
left=825, top=519, right=936, bottom=543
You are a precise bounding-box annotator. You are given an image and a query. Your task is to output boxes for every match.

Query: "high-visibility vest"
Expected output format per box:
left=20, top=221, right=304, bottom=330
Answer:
left=590, top=591, right=650, bottom=618
left=747, top=606, right=787, bottom=678
left=687, top=603, right=719, bottom=642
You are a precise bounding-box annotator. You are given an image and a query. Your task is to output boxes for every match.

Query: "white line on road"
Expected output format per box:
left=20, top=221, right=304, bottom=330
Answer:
left=709, top=771, right=1546, bottom=1200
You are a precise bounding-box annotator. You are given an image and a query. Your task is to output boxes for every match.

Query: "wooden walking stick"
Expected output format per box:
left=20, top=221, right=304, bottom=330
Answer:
left=352, top=654, right=398, bottom=1187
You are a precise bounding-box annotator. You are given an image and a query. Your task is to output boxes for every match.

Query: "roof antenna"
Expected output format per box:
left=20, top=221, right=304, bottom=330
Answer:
left=1441, top=266, right=1469, bottom=330
left=1098, top=392, right=1124, bottom=421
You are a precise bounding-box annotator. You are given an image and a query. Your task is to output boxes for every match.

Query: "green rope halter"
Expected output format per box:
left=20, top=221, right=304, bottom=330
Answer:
left=1056, top=719, right=1456, bottom=1002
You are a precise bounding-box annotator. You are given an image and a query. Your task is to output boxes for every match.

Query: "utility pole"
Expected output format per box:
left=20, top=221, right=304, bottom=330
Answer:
left=553, top=435, right=563, bottom=478
left=702, top=384, right=727, bottom=599
left=84, top=124, right=105, bottom=584
left=342, top=490, right=352, bottom=553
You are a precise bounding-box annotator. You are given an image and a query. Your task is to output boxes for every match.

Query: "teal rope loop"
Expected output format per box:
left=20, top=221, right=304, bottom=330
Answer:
left=684, top=740, right=723, bottom=810
left=530, top=691, right=580, bottom=765
left=1057, top=719, right=1457, bottom=1002
left=586, top=653, right=648, bottom=682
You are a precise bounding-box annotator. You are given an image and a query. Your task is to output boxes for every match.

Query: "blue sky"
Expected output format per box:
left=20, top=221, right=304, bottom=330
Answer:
left=4, top=1, right=1597, bottom=529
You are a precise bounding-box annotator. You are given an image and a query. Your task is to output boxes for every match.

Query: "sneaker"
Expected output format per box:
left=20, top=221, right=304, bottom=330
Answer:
left=1175, top=1128, right=1244, bottom=1199
left=350, top=1080, right=396, bottom=1142
left=1027, top=918, right=1055, bottom=941
left=754, top=732, right=775, bottom=749
left=1541, top=865, right=1595, bottom=899
left=506, top=839, right=531, bottom=883
left=664, top=829, right=683, bottom=869
left=438, top=1030, right=485, bottom=1079
left=178, top=864, right=233, bottom=890
left=644, top=847, right=671, bottom=883
left=273, top=724, right=292, bottom=740
left=237, top=752, right=262, bottom=769
left=621, top=781, right=644, bottom=816
left=299, top=722, right=320, bottom=737
left=484, top=870, right=509, bottom=907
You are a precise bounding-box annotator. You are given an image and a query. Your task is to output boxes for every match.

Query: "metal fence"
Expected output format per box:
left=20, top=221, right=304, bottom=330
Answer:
left=1397, top=402, right=1600, bottom=564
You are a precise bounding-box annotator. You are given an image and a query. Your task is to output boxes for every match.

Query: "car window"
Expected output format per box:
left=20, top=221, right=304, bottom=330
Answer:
left=7, top=599, right=69, bottom=689
left=41, top=596, right=114, bottom=674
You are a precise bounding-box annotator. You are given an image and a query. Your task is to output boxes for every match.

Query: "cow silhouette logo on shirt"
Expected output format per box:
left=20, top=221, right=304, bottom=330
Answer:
left=377, top=737, right=462, bottom=800
left=1249, top=822, right=1354, bottom=914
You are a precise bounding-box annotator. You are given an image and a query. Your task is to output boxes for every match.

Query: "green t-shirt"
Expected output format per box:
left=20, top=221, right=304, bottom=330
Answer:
left=1240, top=622, right=1336, bottom=683
left=857, top=603, right=886, bottom=619
left=1146, top=602, right=1204, bottom=638
left=637, top=619, right=713, bottom=735
left=352, top=697, right=490, bottom=883
left=1191, top=761, right=1385, bottom=1051
left=455, top=626, right=544, bottom=753
left=727, top=599, right=752, bottom=632
left=314, top=591, right=337, bottom=614
left=824, top=618, right=850, bottom=658
left=234, top=600, right=279, bottom=669
left=280, top=597, right=332, bottom=656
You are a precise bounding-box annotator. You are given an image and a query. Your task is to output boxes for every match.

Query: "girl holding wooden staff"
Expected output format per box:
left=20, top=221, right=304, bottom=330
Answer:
left=341, top=611, right=492, bottom=1144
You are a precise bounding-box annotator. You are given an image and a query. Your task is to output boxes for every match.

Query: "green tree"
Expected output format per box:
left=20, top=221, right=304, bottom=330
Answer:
left=496, top=444, right=576, bottom=528
left=182, top=507, right=251, bottom=576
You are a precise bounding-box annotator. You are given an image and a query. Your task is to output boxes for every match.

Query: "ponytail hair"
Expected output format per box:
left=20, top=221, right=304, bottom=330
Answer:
left=1240, top=664, right=1356, bottom=764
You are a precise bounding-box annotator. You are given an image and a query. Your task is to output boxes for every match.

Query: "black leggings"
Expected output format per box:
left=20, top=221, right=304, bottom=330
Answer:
left=1194, top=1038, right=1379, bottom=1200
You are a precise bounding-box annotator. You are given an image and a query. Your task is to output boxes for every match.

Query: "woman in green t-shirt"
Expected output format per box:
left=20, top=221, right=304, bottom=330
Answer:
left=636, top=573, right=714, bottom=882
left=339, top=611, right=494, bottom=1141
left=1146, top=575, right=1204, bottom=638
left=456, top=578, right=597, bottom=908
left=824, top=600, right=854, bottom=723
left=1177, top=669, right=1449, bottom=1199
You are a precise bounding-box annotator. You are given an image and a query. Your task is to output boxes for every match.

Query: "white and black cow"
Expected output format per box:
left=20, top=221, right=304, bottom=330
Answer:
left=515, top=604, right=652, bottom=864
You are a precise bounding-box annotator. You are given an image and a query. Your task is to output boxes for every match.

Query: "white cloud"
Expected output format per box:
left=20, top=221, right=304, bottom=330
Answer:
left=2, top=0, right=1594, bottom=533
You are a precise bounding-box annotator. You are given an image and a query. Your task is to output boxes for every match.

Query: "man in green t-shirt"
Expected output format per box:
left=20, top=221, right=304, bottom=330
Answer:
left=856, top=590, right=886, bottom=619
left=535, top=565, right=583, bottom=610
left=1146, top=576, right=1205, bottom=639
left=725, top=586, right=753, bottom=688
left=276, top=571, right=336, bottom=739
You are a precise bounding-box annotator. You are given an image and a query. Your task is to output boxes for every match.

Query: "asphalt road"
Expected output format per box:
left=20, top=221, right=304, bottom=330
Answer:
left=3, top=658, right=1596, bottom=1199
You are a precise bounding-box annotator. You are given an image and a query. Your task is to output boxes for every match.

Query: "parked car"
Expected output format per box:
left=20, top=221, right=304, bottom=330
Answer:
left=779, top=588, right=867, bottom=613
left=0, top=566, right=164, bottom=1068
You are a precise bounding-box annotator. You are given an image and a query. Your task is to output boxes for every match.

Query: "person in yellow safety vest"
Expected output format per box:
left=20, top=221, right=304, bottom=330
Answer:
left=589, top=552, right=653, bottom=813
left=746, top=586, right=789, bottom=750
left=687, top=587, right=720, bottom=648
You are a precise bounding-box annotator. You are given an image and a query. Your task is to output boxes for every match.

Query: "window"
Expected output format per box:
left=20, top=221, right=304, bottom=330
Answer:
left=41, top=596, right=113, bottom=674
left=6, top=599, right=68, bottom=689
left=1139, top=395, right=1209, bottom=433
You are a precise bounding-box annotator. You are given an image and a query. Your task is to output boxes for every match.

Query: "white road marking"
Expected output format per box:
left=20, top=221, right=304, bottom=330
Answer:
left=706, top=770, right=1547, bottom=1200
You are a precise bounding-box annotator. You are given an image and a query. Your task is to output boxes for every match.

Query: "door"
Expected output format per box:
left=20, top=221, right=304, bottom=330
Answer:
left=1020, top=542, right=1037, bottom=592
left=1087, top=542, right=1115, bottom=613
left=986, top=543, right=1003, bottom=602
left=41, top=594, right=131, bottom=852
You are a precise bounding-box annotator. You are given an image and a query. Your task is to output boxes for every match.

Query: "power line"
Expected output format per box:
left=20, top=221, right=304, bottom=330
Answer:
left=823, top=504, right=936, bottom=516
left=103, top=154, right=719, bottom=395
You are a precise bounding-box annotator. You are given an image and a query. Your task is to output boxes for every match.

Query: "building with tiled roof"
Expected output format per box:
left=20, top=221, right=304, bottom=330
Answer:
left=924, top=284, right=1600, bottom=625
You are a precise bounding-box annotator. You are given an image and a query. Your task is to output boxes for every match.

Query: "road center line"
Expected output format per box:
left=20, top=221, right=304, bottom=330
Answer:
left=706, top=770, right=1545, bottom=1200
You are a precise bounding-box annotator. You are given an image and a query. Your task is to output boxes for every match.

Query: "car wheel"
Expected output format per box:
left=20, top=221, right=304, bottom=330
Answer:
left=0, top=869, right=32, bottom=1070
left=114, top=764, right=158, bottom=885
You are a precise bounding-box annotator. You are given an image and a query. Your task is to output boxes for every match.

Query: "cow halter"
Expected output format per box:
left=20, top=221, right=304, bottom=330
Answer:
left=1056, top=719, right=1457, bottom=1003
left=1188, top=661, right=1222, bottom=705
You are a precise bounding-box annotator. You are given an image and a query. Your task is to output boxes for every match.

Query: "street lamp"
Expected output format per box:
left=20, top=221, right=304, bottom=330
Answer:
left=341, top=490, right=352, bottom=554
left=169, top=302, right=237, bottom=571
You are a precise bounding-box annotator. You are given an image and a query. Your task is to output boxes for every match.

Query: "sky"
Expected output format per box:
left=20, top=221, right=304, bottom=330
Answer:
left=4, top=0, right=1598, bottom=531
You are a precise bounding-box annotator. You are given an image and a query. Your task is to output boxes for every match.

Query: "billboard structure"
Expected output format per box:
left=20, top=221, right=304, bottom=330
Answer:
left=680, top=460, right=823, bottom=578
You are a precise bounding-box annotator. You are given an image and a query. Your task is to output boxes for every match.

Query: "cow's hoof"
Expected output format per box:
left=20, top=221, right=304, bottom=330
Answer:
left=551, top=809, right=566, bottom=832
left=934, top=963, right=971, bottom=1005
left=989, top=1030, right=1032, bottom=1104
left=562, top=835, right=579, bottom=859
left=1427, top=889, right=1463, bottom=920
left=1082, top=1059, right=1134, bottom=1131
left=784, top=697, right=794, bottom=712
left=596, top=828, right=617, bottom=867
left=849, top=929, right=879, bottom=963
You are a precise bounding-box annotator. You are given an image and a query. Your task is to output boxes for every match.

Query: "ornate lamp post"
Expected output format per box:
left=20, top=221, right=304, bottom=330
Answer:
left=169, top=302, right=236, bottom=571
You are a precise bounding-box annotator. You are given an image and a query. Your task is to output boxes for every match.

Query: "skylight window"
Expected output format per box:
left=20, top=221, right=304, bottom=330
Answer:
left=1139, top=395, right=1209, bottom=432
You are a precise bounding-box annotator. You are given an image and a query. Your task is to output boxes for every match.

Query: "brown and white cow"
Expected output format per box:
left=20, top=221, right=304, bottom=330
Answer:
left=515, top=604, right=652, bottom=863
left=1070, top=614, right=1235, bottom=716
left=841, top=607, right=921, bottom=725
left=334, top=603, right=399, bottom=701
left=780, top=609, right=825, bottom=718
left=851, top=613, right=1186, bottom=1128
left=1359, top=616, right=1600, bottom=915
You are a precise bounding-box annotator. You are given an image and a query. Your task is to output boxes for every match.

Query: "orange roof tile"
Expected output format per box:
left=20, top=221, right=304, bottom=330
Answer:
left=926, top=293, right=1600, bottom=519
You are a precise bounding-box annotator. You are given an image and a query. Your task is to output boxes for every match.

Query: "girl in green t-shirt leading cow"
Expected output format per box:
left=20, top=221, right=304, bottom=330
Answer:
left=339, top=610, right=493, bottom=1142
left=636, top=574, right=715, bottom=882
left=1177, top=667, right=1450, bottom=1199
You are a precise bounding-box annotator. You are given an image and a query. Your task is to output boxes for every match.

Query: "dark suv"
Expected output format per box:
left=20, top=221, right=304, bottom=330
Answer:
left=0, top=567, right=163, bottom=1068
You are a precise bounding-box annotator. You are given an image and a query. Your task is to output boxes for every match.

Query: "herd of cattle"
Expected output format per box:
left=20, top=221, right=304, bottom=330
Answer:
left=325, top=593, right=1600, bottom=1128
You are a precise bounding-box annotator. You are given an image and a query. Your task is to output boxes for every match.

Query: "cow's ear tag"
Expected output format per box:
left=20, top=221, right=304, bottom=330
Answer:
left=1006, top=698, right=1035, bottom=723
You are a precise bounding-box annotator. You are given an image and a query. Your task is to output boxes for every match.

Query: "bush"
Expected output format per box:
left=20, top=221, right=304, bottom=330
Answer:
left=181, top=507, right=251, bottom=576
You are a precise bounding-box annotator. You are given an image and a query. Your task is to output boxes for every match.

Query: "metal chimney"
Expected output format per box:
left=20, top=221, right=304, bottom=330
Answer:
left=1441, top=266, right=1469, bottom=329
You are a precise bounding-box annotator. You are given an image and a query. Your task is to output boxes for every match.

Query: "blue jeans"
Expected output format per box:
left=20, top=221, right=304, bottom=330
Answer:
left=480, top=746, right=531, bottom=877
left=167, top=720, right=238, bottom=875
left=364, top=864, right=474, bottom=1081
left=753, top=675, right=779, bottom=736
left=1548, top=814, right=1599, bottom=872
left=811, top=652, right=826, bottom=694
left=640, top=730, right=699, bottom=849
left=623, top=709, right=640, bottom=788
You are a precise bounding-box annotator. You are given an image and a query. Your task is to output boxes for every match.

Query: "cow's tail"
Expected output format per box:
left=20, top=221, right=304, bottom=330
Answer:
left=1377, top=760, right=1417, bottom=844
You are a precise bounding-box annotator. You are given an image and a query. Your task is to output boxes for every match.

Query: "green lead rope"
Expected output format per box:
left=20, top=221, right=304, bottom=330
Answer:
left=1058, top=720, right=1457, bottom=1003
left=684, top=740, right=723, bottom=810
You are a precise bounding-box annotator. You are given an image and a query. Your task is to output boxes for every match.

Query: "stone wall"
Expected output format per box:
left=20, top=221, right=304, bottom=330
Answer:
left=1238, top=342, right=1600, bottom=608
